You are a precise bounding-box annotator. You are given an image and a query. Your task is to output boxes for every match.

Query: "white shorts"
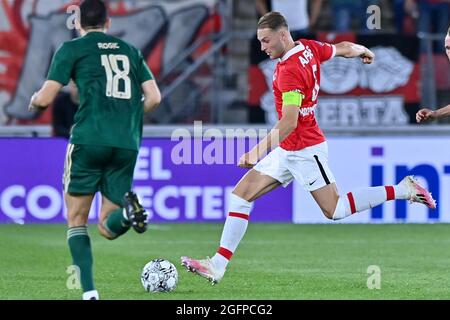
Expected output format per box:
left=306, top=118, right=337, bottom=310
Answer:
left=253, top=142, right=336, bottom=191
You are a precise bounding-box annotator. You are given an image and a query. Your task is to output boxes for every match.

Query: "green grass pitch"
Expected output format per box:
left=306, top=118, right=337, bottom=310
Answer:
left=1, top=223, right=450, bottom=300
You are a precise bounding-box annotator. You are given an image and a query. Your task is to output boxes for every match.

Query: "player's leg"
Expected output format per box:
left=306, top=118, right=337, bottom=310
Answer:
left=182, top=147, right=291, bottom=283
left=99, top=147, right=146, bottom=235
left=181, top=170, right=281, bottom=283
left=98, top=195, right=129, bottom=240
left=215, top=146, right=293, bottom=270
left=66, top=193, right=98, bottom=300
left=208, top=170, right=281, bottom=270
left=63, top=144, right=105, bottom=300
left=313, top=176, right=436, bottom=220
left=297, top=142, right=436, bottom=220
left=310, top=183, right=339, bottom=218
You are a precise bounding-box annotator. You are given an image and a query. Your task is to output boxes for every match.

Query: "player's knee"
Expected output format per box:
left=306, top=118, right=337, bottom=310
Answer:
left=98, top=223, right=116, bottom=240
left=230, top=192, right=254, bottom=213
left=322, top=201, right=340, bottom=220
left=232, top=189, right=255, bottom=203
left=322, top=208, right=334, bottom=220
left=67, top=212, right=88, bottom=227
left=329, top=197, right=346, bottom=221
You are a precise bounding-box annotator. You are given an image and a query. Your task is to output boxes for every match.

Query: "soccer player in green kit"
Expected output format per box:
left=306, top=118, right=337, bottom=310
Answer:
left=29, top=0, right=161, bottom=300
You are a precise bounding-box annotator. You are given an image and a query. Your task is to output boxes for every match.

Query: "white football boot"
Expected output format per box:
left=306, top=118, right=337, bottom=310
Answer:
left=400, top=175, right=436, bottom=209
left=180, top=256, right=225, bottom=285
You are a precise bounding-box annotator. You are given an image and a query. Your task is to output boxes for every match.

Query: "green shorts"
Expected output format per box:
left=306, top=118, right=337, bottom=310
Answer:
left=63, top=143, right=138, bottom=206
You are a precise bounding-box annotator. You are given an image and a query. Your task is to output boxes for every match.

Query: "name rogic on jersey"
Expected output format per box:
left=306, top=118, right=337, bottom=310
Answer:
left=273, top=39, right=335, bottom=151
left=47, top=32, right=154, bottom=151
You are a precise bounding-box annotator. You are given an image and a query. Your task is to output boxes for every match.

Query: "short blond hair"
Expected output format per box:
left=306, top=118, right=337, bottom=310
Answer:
left=258, top=12, right=288, bottom=31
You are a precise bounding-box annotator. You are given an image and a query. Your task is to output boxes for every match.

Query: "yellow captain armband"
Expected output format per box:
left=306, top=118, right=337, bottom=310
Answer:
left=282, top=90, right=303, bottom=107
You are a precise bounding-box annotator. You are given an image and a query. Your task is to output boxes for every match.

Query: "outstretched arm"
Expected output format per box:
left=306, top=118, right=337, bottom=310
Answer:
left=29, top=80, right=63, bottom=111
left=334, top=41, right=375, bottom=64
left=416, top=105, right=450, bottom=123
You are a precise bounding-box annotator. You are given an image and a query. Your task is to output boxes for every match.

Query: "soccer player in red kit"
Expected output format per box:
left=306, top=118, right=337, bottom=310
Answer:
left=181, top=12, right=436, bottom=284
left=416, top=26, right=450, bottom=122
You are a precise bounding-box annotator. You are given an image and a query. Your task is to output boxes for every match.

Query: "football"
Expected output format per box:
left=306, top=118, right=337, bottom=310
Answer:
left=141, top=259, right=178, bottom=293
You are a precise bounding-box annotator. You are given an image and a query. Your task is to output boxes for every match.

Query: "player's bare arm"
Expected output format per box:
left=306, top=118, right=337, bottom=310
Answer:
left=238, top=104, right=299, bottom=168
left=141, top=79, right=161, bottom=113
left=416, top=104, right=450, bottom=123
left=28, top=80, right=63, bottom=111
left=334, top=41, right=375, bottom=64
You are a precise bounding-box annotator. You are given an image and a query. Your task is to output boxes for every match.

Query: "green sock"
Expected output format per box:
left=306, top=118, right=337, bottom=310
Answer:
left=67, top=226, right=95, bottom=292
left=104, top=208, right=130, bottom=238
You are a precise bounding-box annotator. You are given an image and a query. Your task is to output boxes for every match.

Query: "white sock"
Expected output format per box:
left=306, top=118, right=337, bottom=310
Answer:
left=82, top=289, right=99, bottom=300
left=393, top=183, right=409, bottom=200
left=333, top=185, right=404, bottom=220
left=211, top=193, right=253, bottom=270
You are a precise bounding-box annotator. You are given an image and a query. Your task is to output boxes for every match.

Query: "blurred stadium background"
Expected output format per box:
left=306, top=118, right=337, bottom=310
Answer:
left=1, top=0, right=450, bottom=299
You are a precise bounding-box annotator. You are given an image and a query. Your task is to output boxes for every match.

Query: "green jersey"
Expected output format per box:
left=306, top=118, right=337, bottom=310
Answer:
left=47, top=32, right=154, bottom=151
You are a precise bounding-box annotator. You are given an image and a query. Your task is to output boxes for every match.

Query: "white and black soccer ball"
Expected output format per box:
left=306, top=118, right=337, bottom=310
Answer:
left=141, top=259, right=178, bottom=293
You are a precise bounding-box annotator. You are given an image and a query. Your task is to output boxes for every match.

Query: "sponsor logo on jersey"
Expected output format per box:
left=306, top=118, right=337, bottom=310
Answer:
left=299, top=104, right=316, bottom=117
